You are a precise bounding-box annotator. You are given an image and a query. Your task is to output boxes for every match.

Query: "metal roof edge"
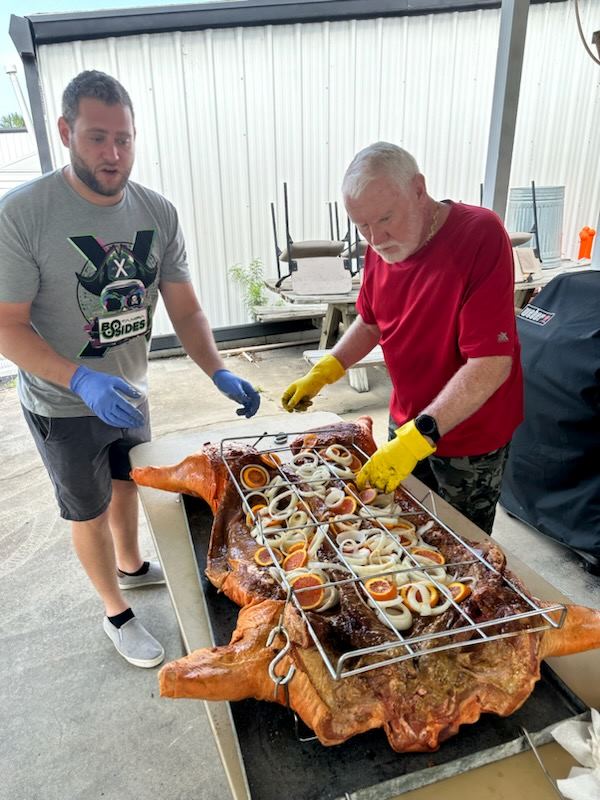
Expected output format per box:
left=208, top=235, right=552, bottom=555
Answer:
left=14, top=0, right=565, bottom=48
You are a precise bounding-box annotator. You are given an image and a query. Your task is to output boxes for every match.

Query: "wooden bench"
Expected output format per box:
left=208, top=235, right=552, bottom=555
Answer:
left=303, top=345, right=386, bottom=392
left=253, top=303, right=327, bottom=323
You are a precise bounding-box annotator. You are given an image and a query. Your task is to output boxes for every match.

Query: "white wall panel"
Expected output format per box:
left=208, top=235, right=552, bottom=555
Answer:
left=35, top=1, right=600, bottom=335
left=0, top=130, right=38, bottom=167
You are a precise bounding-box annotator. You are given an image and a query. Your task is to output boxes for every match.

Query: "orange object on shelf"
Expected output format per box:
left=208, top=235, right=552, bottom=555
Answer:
left=578, top=227, right=596, bottom=259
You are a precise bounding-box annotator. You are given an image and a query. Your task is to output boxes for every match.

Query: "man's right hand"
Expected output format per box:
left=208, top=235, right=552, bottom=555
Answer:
left=70, top=366, right=145, bottom=428
left=281, top=354, right=346, bottom=412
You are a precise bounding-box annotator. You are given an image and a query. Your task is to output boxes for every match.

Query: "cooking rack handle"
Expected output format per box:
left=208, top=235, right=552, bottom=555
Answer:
left=267, top=624, right=296, bottom=697
left=520, top=726, right=566, bottom=799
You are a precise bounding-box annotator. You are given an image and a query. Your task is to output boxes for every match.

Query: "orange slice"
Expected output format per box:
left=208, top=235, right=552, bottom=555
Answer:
left=344, top=482, right=358, bottom=497
left=286, top=541, right=308, bottom=555
left=253, top=547, right=283, bottom=567
left=359, top=488, right=377, bottom=505
left=240, top=464, right=270, bottom=489
left=303, top=433, right=318, bottom=449
left=365, top=577, right=398, bottom=602
left=290, top=573, right=325, bottom=610
left=400, top=583, right=439, bottom=611
left=447, top=581, right=472, bottom=603
left=349, top=454, right=362, bottom=473
left=337, top=496, right=357, bottom=516
left=329, top=495, right=358, bottom=515
left=410, top=546, right=446, bottom=565
left=260, top=452, right=281, bottom=469
left=283, top=549, right=308, bottom=571
left=245, top=503, right=266, bottom=527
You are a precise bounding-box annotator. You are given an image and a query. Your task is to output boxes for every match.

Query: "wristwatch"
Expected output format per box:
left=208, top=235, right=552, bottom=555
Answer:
left=414, top=414, right=441, bottom=443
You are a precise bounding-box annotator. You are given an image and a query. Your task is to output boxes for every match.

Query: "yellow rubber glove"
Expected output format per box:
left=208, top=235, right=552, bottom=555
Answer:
left=356, top=420, right=437, bottom=494
left=281, top=354, right=346, bottom=412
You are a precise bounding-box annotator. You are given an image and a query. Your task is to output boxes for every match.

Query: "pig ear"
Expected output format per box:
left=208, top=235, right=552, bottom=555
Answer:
left=539, top=604, right=600, bottom=659
left=131, top=449, right=227, bottom=515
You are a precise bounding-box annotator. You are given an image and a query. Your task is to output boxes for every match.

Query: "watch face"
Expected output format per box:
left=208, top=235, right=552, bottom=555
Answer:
left=416, top=415, right=438, bottom=440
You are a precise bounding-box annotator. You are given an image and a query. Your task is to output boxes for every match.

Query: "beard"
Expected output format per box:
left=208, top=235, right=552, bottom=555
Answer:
left=373, top=205, right=428, bottom=263
left=375, top=241, right=419, bottom=263
left=70, top=148, right=131, bottom=197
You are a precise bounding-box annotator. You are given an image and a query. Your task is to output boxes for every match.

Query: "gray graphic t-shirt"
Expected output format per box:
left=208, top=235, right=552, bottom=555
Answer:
left=0, top=169, right=190, bottom=416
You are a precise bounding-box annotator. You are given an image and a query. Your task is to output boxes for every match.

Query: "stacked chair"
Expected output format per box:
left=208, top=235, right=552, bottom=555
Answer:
left=270, top=184, right=365, bottom=293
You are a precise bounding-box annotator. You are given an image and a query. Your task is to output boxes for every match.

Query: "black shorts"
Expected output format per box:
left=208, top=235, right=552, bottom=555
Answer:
left=22, top=403, right=151, bottom=522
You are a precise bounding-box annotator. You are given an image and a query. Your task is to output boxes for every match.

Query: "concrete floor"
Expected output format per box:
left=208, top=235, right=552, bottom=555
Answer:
left=1, top=345, right=598, bottom=800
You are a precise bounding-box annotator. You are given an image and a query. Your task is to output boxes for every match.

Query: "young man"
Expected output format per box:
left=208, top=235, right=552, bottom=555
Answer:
left=282, top=142, right=523, bottom=534
left=0, top=71, right=260, bottom=668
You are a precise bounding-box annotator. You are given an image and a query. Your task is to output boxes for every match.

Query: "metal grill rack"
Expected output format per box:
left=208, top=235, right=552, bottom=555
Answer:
left=220, top=429, right=567, bottom=681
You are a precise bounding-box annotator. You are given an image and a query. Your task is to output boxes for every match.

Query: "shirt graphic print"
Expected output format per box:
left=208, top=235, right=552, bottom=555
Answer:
left=70, top=230, right=158, bottom=358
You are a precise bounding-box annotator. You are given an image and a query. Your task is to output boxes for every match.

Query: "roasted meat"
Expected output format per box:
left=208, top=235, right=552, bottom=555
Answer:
left=132, top=416, right=600, bottom=752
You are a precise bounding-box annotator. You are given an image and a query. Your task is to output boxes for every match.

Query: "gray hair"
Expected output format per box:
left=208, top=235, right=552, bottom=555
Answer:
left=342, top=142, right=420, bottom=198
left=62, top=70, right=134, bottom=128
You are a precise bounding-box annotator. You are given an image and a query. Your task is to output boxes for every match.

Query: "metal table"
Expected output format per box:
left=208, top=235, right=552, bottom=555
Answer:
left=130, top=412, right=600, bottom=800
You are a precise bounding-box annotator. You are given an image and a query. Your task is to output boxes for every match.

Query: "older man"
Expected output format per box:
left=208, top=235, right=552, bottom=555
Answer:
left=282, top=142, right=522, bottom=534
left=0, top=71, right=260, bottom=668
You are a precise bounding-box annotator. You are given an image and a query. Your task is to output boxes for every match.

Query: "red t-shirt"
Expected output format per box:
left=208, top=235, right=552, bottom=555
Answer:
left=356, top=202, right=523, bottom=457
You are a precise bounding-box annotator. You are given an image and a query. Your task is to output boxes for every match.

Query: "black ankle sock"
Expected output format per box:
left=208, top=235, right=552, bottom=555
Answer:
left=119, top=561, right=149, bottom=577
left=108, top=608, right=135, bottom=628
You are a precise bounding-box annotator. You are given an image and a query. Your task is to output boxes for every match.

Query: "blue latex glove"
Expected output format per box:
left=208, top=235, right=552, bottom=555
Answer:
left=70, top=365, right=145, bottom=428
left=212, top=369, right=260, bottom=418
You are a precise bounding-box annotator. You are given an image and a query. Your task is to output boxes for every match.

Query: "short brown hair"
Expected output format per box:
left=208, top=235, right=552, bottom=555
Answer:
left=62, top=70, right=134, bottom=128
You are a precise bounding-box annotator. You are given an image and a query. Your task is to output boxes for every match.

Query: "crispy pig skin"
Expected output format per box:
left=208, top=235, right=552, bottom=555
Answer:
left=131, top=442, right=258, bottom=515
left=133, top=416, right=600, bottom=751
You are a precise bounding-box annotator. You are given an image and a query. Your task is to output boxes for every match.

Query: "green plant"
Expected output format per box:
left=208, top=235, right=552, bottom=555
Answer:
left=0, top=112, right=25, bottom=129
left=229, top=258, right=268, bottom=315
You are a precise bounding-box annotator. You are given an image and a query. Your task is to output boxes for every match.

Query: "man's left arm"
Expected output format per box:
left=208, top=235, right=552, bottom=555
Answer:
left=421, top=354, right=513, bottom=439
left=356, top=355, right=512, bottom=493
left=160, top=280, right=260, bottom=417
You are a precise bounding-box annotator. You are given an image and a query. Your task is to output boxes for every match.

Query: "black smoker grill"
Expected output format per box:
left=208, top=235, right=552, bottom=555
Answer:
left=501, top=270, right=600, bottom=572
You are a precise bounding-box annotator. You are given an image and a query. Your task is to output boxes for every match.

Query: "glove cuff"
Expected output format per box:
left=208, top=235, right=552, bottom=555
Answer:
left=395, top=420, right=437, bottom=459
left=312, top=354, right=346, bottom=385
left=211, top=368, right=229, bottom=384
left=69, top=364, right=89, bottom=393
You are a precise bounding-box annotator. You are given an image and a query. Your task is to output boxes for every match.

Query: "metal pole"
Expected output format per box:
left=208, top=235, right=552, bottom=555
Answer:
left=9, top=15, right=53, bottom=173
left=481, top=0, right=530, bottom=220
left=592, top=209, right=600, bottom=269
left=530, top=181, right=542, bottom=263
left=5, top=65, right=34, bottom=132
left=270, top=202, right=282, bottom=281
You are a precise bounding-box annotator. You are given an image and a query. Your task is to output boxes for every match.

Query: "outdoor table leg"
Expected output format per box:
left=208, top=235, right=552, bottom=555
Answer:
left=319, top=304, right=342, bottom=348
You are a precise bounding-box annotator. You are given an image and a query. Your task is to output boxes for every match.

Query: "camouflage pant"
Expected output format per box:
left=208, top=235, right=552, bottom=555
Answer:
left=388, top=417, right=510, bottom=535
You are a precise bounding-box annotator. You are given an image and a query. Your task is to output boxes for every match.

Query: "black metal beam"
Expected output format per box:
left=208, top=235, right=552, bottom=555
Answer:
left=8, top=15, right=53, bottom=173
left=20, top=0, right=565, bottom=46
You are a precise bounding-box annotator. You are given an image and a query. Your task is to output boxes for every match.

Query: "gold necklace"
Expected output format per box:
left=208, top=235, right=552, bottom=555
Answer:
left=424, top=201, right=442, bottom=246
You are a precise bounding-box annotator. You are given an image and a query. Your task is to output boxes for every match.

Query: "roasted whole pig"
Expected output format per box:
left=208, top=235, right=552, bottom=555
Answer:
left=132, top=416, right=600, bottom=752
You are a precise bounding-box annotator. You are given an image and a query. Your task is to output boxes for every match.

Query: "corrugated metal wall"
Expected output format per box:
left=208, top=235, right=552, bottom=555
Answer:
left=0, top=129, right=37, bottom=166
left=0, top=131, right=42, bottom=198
left=36, top=1, right=600, bottom=334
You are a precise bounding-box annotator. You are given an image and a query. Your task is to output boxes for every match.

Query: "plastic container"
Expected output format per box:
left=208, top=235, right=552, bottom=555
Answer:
left=578, top=226, right=596, bottom=260
left=505, top=186, right=565, bottom=269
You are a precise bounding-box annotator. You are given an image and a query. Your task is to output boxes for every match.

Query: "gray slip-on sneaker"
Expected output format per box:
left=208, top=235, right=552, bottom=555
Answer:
left=117, top=560, right=166, bottom=590
left=103, top=616, right=165, bottom=668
